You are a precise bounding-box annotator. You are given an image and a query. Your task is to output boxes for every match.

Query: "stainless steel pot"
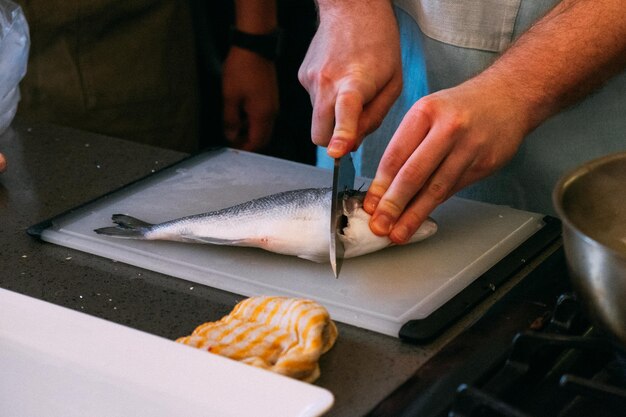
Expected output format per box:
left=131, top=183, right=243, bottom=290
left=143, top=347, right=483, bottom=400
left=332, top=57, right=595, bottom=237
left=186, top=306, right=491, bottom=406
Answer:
left=553, top=151, right=626, bottom=346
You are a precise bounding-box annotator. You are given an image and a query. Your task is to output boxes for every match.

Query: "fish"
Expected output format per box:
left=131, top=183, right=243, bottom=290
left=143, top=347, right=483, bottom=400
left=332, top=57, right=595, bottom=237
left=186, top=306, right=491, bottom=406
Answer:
left=94, top=187, right=438, bottom=263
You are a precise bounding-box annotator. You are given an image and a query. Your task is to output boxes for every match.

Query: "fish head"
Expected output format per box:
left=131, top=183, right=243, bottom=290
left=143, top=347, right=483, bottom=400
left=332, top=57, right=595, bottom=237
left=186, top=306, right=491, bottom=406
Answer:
left=341, top=190, right=366, bottom=216
left=338, top=189, right=439, bottom=259
left=339, top=190, right=393, bottom=258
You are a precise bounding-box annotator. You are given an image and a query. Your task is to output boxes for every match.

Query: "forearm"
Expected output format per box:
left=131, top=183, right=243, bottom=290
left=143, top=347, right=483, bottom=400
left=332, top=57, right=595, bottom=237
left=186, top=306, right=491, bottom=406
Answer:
left=314, top=0, right=393, bottom=13
left=476, top=0, right=626, bottom=134
left=234, top=0, right=277, bottom=34
left=314, top=0, right=394, bottom=26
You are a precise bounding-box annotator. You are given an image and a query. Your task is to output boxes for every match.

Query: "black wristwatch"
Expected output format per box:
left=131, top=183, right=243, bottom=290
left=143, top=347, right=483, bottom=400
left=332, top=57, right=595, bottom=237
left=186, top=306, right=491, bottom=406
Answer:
left=229, top=26, right=283, bottom=61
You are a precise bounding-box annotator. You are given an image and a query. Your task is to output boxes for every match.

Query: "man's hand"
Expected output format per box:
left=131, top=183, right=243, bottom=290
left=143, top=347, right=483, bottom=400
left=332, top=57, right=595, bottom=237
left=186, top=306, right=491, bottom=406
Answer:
left=363, top=0, right=626, bottom=244
left=363, top=78, right=529, bottom=244
left=0, top=152, right=6, bottom=172
left=222, top=47, right=279, bottom=151
left=298, top=0, right=402, bottom=158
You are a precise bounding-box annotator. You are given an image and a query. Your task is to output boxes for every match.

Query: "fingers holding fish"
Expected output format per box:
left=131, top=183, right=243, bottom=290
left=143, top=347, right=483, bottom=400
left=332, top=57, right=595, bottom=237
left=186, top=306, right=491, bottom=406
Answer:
left=365, top=101, right=444, bottom=239
left=365, top=81, right=526, bottom=244
left=362, top=103, right=432, bottom=217
left=387, top=152, right=474, bottom=244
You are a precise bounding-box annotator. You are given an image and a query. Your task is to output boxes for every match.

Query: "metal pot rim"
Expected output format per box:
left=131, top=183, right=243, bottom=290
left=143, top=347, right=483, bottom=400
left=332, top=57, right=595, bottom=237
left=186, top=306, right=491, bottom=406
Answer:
left=552, top=151, right=626, bottom=261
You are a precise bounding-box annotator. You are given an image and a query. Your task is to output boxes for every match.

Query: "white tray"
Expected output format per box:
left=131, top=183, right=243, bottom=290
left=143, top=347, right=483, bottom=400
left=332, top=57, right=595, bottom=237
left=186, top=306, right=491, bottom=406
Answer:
left=0, top=288, right=334, bottom=417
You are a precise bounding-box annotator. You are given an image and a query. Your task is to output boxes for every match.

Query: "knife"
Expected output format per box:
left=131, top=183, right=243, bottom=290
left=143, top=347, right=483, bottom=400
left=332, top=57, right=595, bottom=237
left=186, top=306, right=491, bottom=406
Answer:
left=330, top=153, right=356, bottom=278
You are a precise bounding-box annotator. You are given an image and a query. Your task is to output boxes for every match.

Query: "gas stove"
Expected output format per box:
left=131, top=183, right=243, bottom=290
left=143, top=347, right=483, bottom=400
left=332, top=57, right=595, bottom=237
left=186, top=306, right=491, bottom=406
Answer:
left=367, top=247, right=626, bottom=417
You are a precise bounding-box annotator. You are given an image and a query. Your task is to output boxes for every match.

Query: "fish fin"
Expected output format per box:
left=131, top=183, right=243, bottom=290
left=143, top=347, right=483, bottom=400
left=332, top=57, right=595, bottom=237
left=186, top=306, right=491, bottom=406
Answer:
left=111, top=214, right=153, bottom=229
left=94, top=214, right=153, bottom=238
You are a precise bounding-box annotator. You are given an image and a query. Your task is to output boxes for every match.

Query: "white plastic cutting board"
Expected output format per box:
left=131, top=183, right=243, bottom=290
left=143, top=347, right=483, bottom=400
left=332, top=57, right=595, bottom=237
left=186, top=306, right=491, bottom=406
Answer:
left=0, top=288, right=334, bottom=417
left=40, top=149, right=545, bottom=337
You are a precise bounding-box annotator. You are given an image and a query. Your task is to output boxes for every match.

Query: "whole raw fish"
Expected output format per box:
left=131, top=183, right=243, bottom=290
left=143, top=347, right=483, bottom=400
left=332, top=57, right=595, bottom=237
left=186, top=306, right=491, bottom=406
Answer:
left=94, top=188, right=437, bottom=263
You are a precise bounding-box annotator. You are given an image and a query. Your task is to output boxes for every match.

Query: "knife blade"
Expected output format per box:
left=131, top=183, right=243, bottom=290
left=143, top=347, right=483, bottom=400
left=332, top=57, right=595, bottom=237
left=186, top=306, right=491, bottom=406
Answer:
left=330, top=153, right=356, bottom=278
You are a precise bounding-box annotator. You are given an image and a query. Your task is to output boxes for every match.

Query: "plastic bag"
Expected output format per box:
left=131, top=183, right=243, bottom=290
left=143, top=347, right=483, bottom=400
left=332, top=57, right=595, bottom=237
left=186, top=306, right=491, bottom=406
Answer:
left=0, top=0, right=29, bottom=135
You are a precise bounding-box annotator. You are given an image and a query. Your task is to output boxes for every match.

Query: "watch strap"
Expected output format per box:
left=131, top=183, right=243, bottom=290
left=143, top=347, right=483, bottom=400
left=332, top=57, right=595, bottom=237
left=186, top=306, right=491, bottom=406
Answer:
left=229, top=27, right=283, bottom=61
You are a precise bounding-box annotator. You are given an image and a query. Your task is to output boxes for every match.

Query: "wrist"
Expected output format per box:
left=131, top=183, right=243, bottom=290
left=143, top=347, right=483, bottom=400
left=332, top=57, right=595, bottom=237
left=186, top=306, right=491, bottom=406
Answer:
left=234, top=0, right=277, bottom=34
left=316, top=0, right=396, bottom=33
left=470, top=69, right=550, bottom=137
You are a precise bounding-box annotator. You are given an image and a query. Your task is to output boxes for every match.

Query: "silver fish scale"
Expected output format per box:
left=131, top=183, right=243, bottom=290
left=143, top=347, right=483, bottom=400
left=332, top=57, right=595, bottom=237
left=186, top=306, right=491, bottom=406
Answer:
left=158, top=188, right=331, bottom=227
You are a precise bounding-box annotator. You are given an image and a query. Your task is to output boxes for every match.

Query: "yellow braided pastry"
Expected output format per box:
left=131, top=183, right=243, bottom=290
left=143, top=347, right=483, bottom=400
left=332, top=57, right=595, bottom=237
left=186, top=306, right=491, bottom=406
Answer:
left=176, top=296, right=338, bottom=382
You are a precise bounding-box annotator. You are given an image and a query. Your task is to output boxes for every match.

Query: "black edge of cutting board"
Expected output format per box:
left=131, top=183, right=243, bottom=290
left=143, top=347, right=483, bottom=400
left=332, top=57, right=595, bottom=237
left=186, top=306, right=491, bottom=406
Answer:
left=398, top=215, right=562, bottom=344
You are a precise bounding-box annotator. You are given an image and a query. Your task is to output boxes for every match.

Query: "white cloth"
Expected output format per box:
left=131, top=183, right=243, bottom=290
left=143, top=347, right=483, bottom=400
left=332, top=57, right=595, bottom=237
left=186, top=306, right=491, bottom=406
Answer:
left=394, top=0, right=521, bottom=52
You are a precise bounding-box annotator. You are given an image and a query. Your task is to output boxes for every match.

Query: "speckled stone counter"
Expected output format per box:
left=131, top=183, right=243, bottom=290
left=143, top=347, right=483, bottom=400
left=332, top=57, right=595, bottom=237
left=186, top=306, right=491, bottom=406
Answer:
left=0, top=119, right=528, bottom=416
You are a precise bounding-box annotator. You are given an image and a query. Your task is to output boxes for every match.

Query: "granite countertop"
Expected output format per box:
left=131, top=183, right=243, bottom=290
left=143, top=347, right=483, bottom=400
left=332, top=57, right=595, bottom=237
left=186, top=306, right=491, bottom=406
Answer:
left=0, top=119, right=511, bottom=416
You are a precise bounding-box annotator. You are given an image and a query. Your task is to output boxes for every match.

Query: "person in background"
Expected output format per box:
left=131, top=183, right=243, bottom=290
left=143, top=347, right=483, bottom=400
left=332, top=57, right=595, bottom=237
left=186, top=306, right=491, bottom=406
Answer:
left=216, top=0, right=317, bottom=164
left=299, top=0, right=626, bottom=243
left=16, top=1, right=203, bottom=154
left=0, top=0, right=285, bottom=172
left=222, top=0, right=279, bottom=152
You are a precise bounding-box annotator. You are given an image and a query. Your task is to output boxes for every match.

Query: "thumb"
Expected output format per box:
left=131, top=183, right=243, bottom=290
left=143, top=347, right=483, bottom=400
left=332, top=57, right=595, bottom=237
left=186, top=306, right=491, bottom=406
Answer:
left=328, top=76, right=377, bottom=158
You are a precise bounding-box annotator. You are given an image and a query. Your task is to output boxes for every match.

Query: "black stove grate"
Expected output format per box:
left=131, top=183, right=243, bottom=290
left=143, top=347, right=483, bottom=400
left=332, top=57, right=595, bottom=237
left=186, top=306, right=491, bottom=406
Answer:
left=448, top=294, right=626, bottom=417
left=367, top=249, right=626, bottom=417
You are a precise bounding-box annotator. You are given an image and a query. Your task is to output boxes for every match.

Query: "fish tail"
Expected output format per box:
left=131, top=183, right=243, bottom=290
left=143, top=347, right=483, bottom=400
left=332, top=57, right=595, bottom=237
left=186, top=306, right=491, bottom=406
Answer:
left=94, top=214, right=153, bottom=239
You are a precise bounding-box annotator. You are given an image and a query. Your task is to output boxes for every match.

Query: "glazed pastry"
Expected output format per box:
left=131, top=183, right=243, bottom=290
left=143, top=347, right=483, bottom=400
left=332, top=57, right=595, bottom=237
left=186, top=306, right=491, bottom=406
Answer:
left=176, top=296, right=338, bottom=382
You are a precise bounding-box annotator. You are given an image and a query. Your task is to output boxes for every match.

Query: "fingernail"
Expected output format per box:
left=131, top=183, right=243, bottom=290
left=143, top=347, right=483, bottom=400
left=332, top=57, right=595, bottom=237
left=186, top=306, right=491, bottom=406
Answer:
left=391, top=225, right=410, bottom=244
left=363, top=195, right=380, bottom=213
left=371, top=213, right=394, bottom=236
left=327, top=139, right=349, bottom=157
